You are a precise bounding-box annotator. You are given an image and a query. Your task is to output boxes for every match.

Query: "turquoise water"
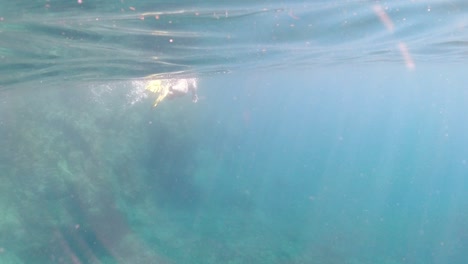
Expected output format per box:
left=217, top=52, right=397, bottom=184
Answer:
left=1, top=1, right=468, bottom=263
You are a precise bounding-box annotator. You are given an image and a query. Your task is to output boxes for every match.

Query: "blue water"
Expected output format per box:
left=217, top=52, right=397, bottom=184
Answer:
left=1, top=0, right=468, bottom=263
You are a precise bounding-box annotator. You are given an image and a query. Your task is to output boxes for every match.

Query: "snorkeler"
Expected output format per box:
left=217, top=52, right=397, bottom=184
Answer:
left=145, top=78, right=198, bottom=107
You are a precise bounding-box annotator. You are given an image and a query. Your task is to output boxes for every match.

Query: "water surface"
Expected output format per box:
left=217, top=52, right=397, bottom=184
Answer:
left=1, top=0, right=468, bottom=263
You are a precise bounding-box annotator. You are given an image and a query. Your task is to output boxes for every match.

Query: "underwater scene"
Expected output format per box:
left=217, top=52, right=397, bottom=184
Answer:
left=1, top=0, right=468, bottom=263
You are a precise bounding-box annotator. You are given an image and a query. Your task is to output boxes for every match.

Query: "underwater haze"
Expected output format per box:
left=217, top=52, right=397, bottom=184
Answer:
left=1, top=0, right=468, bottom=263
